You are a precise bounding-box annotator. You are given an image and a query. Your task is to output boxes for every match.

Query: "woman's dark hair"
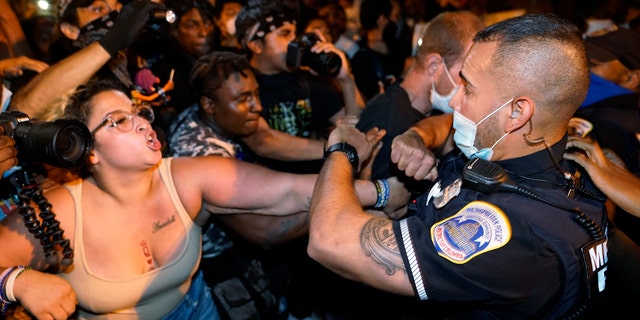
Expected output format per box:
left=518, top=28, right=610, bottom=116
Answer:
left=63, top=77, right=130, bottom=126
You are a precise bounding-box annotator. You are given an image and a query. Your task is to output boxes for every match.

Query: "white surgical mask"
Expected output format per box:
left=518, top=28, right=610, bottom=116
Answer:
left=225, top=15, right=237, bottom=36
left=453, top=98, right=514, bottom=160
left=430, top=60, right=459, bottom=114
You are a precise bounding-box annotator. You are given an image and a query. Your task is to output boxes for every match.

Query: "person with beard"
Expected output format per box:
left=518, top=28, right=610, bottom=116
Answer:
left=309, top=13, right=610, bottom=319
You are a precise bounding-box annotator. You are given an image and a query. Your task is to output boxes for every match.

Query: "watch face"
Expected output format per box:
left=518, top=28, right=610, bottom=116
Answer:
left=324, top=142, right=359, bottom=170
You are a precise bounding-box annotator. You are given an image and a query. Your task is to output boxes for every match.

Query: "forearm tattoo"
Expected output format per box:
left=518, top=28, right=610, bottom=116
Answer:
left=361, top=217, right=406, bottom=275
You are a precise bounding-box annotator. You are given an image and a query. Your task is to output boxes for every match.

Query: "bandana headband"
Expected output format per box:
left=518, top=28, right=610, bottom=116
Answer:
left=247, top=12, right=296, bottom=42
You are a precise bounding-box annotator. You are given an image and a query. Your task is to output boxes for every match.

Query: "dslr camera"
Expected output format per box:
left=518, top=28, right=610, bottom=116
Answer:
left=0, top=111, right=93, bottom=170
left=286, top=33, right=342, bottom=77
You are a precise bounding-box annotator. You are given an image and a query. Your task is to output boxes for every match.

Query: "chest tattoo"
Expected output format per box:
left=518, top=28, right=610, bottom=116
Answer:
left=139, top=240, right=155, bottom=270
left=152, top=215, right=176, bottom=233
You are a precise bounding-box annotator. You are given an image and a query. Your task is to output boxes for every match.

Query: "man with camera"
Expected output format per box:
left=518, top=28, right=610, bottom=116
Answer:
left=235, top=0, right=364, bottom=174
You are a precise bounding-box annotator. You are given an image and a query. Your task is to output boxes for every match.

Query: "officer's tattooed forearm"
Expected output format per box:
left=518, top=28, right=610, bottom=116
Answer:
left=361, top=217, right=406, bottom=275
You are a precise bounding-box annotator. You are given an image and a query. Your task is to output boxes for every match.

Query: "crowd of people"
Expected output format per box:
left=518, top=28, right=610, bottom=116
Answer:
left=1, top=0, right=640, bottom=319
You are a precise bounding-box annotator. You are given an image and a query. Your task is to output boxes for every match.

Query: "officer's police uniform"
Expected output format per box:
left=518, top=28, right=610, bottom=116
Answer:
left=393, top=136, right=608, bottom=319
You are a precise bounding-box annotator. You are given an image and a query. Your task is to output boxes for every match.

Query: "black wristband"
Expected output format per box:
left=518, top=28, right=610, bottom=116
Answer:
left=324, top=142, right=359, bottom=172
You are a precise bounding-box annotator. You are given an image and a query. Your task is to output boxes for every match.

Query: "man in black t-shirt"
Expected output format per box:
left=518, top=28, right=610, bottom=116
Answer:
left=357, top=11, right=484, bottom=193
left=236, top=0, right=363, bottom=173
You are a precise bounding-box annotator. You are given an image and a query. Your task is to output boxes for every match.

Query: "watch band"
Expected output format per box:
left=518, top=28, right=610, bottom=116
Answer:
left=323, top=142, right=359, bottom=172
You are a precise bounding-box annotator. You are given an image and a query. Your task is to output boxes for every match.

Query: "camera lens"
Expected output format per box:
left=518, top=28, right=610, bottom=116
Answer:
left=13, top=119, right=93, bottom=169
left=286, top=33, right=342, bottom=77
left=53, top=124, right=91, bottom=165
left=310, top=51, right=342, bottom=77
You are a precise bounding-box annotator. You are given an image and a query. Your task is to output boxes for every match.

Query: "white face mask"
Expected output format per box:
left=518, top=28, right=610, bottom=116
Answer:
left=452, top=98, right=514, bottom=160
left=430, top=60, right=460, bottom=114
left=225, top=15, right=237, bottom=36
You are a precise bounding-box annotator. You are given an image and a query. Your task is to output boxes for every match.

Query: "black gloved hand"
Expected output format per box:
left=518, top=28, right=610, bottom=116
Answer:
left=98, top=0, right=165, bottom=56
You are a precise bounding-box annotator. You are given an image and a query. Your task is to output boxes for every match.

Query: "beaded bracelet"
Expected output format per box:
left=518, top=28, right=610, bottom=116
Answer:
left=374, top=179, right=389, bottom=209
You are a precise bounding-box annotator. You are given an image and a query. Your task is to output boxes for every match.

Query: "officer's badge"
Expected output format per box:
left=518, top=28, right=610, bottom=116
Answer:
left=431, top=201, right=511, bottom=264
left=428, top=178, right=462, bottom=209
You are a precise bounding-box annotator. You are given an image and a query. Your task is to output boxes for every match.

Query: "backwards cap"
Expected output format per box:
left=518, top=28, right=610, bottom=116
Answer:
left=585, top=27, right=640, bottom=70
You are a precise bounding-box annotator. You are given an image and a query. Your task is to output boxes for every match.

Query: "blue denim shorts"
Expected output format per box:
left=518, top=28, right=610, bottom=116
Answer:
left=161, top=271, right=220, bottom=320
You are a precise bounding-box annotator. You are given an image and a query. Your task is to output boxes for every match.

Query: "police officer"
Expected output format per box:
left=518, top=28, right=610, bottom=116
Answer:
left=308, top=13, right=608, bottom=319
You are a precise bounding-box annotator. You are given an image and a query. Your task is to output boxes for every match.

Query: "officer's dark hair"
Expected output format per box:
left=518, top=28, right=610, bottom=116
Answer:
left=473, top=13, right=589, bottom=119
left=474, top=13, right=581, bottom=45
left=189, top=51, right=253, bottom=101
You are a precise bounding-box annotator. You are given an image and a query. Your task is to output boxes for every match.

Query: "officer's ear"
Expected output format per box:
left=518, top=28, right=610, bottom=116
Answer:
left=505, top=97, right=533, bottom=133
left=60, top=22, right=80, bottom=40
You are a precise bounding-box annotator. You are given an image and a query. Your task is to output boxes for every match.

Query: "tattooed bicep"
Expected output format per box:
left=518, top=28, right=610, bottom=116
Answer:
left=361, top=217, right=405, bottom=275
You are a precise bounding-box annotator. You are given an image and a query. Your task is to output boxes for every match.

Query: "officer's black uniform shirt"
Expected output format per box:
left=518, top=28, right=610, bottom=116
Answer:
left=392, top=136, right=607, bottom=319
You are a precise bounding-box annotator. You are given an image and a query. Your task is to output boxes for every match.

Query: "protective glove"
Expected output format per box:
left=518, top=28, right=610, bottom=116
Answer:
left=98, top=0, right=165, bottom=56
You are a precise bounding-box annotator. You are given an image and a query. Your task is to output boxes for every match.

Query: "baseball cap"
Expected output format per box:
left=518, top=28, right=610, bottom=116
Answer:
left=584, top=27, right=640, bottom=70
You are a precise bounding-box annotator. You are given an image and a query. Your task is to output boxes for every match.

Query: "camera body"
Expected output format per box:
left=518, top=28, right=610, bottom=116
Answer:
left=0, top=111, right=93, bottom=170
left=286, top=33, right=342, bottom=77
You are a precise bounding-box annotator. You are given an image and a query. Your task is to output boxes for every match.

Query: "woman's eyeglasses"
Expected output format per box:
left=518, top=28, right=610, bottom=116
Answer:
left=90, top=105, right=155, bottom=136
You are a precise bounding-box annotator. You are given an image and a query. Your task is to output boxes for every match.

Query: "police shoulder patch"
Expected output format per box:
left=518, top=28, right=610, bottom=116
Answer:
left=431, top=201, right=512, bottom=264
